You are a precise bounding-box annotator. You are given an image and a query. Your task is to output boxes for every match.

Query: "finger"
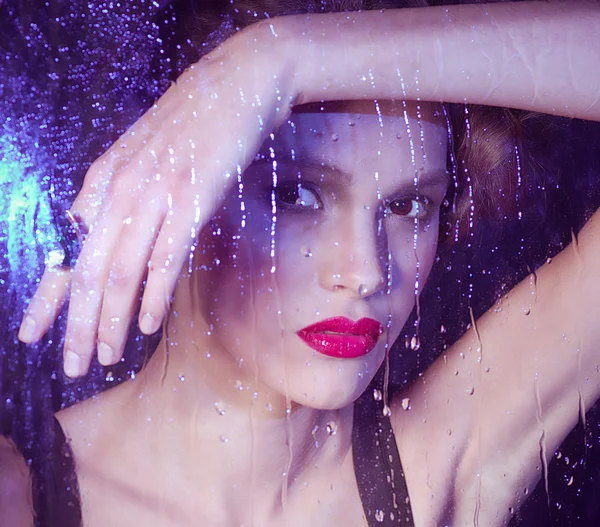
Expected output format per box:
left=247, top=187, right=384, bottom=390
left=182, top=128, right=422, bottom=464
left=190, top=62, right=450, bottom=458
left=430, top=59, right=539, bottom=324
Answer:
left=96, top=199, right=165, bottom=366
left=18, top=266, right=71, bottom=343
left=138, top=206, right=199, bottom=335
left=61, top=158, right=156, bottom=377
left=19, top=200, right=98, bottom=344
left=62, top=208, right=129, bottom=377
left=20, top=165, right=118, bottom=346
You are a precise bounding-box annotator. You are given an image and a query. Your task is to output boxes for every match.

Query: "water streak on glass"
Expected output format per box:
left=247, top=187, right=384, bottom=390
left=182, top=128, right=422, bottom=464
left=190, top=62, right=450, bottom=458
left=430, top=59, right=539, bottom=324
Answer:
left=396, top=74, right=422, bottom=357
left=266, top=137, right=294, bottom=508
left=441, top=104, right=460, bottom=242
left=411, top=95, right=428, bottom=357
left=371, top=99, right=393, bottom=415
left=514, top=143, right=524, bottom=256
left=534, top=371, right=551, bottom=510
left=462, top=104, right=475, bottom=303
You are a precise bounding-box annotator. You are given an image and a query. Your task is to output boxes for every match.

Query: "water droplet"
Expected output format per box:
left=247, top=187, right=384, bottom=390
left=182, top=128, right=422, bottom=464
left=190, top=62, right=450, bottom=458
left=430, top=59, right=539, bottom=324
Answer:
left=440, top=324, right=447, bottom=333
left=348, top=120, right=356, bottom=127
left=358, top=284, right=369, bottom=296
left=326, top=421, right=337, bottom=436
left=105, top=371, right=114, bottom=382
left=301, top=246, right=312, bottom=257
left=178, top=374, right=185, bottom=382
left=373, top=389, right=383, bottom=401
left=468, top=387, right=475, bottom=395
left=331, top=133, right=339, bottom=141
left=214, top=402, right=226, bottom=416
left=567, top=475, right=574, bottom=486
left=523, top=307, right=531, bottom=315
left=219, top=435, right=229, bottom=443
left=546, top=257, right=553, bottom=264
left=410, top=335, right=420, bottom=351
left=311, top=425, right=320, bottom=447
left=382, top=405, right=392, bottom=417
left=235, top=380, right=243, bottom=391
left=375, top=509, right=385, bottom=522
left=401, top=397, right=411, bottom=411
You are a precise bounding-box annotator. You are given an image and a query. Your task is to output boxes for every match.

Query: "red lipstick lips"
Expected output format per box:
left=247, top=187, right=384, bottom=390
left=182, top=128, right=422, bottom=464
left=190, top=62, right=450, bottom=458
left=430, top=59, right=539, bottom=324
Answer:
left=297, top=317, right=384, bottom=359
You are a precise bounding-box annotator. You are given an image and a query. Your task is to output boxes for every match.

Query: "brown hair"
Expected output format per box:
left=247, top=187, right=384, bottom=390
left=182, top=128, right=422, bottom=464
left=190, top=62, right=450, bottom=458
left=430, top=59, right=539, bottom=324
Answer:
left=190, top=0, right=531, bottom=244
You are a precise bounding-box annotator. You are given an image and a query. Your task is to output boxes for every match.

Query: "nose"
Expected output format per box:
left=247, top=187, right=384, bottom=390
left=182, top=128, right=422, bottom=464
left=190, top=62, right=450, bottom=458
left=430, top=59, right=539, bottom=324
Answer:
left=318, top=210, right=387, bottom=298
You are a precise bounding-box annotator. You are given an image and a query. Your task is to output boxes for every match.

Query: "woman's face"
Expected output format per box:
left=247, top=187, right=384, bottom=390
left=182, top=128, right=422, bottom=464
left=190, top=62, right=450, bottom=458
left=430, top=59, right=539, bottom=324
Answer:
left=193, top=100, right=449, bottom=410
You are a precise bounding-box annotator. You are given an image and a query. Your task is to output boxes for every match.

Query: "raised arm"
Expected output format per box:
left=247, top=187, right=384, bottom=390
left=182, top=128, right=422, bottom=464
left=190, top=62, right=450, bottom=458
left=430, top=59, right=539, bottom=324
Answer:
left=391, top=211, right=600, bottom=525
left=281, top=0, right=600, bottom=121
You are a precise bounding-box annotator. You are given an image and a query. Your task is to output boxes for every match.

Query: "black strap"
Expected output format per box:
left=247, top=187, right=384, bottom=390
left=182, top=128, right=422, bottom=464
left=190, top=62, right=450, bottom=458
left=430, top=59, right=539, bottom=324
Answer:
left=353, top=384, right=415, bottom=526
left=29, top=417, right=82, bottom=527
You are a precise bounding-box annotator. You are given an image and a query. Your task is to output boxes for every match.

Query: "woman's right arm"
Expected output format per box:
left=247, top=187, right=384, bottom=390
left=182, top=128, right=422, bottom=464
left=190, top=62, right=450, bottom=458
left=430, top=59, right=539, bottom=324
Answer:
left=288, top=0, right=600, bottom=120
left=0, top=436, right=33, bottom=526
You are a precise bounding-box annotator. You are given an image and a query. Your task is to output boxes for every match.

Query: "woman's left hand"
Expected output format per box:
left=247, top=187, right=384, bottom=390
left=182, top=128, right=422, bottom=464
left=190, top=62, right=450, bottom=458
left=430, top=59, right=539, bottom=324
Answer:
left=18, top=21, right=298, bottom=377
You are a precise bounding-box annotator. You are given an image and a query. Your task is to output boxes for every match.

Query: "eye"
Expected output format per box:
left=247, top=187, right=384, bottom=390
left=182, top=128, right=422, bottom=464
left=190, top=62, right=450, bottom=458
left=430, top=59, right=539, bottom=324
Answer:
left=386, top=196, right=430, bottom=219
left=276, top=182, right=323, bottom=210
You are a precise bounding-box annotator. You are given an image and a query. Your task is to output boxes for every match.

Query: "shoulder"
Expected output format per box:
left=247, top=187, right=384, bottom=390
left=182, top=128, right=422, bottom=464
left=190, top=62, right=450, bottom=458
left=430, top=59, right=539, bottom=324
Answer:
left=0, top=435, right=34, bottom=526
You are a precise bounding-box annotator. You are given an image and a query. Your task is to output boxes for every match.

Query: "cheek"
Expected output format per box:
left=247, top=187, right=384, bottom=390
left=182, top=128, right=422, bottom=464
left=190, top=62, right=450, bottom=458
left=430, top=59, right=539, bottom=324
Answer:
left=202, top=212, right=310, bottom=316
left=386, top=219, right=440, bottom=310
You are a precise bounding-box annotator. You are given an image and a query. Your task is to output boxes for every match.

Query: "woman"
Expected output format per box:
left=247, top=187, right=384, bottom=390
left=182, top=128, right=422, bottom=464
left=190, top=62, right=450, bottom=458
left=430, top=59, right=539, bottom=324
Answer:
left=6, top=0, right=600, bottom=525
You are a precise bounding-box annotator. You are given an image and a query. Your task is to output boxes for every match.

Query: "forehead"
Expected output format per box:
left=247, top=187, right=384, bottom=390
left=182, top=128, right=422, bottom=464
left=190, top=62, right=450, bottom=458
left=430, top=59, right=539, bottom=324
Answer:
left=264, top=100, right=448, bottom=182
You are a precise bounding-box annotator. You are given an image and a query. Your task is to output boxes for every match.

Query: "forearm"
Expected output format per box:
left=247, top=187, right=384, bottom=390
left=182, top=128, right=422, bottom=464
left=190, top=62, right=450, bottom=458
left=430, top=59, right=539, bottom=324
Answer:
left=265, top=1, right=600, bottom=121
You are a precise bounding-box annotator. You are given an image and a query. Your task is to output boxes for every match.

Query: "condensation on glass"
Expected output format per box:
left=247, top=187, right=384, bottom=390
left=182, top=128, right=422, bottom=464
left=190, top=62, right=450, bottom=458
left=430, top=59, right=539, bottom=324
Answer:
left=1, top=1, right=600, bottom=526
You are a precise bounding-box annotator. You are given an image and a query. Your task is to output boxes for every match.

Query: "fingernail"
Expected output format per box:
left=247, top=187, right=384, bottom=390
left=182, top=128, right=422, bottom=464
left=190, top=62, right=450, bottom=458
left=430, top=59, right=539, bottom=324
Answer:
left=64, top=351, right=82, bottom=378
left=18, top=316, right=37, bottom=343
left=140, top=313, right=157, bottom=334
left=97, top=342, right=114, bottom=366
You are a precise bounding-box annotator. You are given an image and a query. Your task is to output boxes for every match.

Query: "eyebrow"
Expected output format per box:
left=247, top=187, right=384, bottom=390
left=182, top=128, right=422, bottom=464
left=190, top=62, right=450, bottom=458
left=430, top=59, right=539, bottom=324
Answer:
left=252, top=152, right=450, bottom=192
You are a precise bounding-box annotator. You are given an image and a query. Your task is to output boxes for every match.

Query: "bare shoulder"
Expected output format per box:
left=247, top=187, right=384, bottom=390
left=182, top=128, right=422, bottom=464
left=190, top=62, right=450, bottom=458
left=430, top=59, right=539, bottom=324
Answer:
left=56, top=375, right=136, bottom=445
left=0, top=435, right=34, bottom=526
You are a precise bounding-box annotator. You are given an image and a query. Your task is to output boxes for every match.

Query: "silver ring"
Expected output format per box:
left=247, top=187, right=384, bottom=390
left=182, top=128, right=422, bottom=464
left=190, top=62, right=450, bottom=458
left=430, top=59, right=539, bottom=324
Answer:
left=45, top=210, right=89, bottom=268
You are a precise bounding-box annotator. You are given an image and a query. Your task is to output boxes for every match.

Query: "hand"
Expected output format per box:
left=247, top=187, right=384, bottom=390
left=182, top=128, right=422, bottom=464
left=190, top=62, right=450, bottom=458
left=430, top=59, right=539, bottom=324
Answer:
left=18, top=21, right=298, bottom=377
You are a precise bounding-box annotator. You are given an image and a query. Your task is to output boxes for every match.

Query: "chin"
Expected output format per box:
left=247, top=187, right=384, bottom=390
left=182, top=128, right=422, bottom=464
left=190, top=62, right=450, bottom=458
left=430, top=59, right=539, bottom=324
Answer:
left=280, top=354, right=384, bottom=411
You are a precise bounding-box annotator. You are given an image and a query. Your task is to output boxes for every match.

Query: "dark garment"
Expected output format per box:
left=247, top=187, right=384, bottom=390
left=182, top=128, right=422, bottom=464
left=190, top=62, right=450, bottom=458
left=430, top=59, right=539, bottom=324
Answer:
left=29, top=417, right=82, bottom=527
left=353, top=392, right=415, bottom=526
left=21, top=410, right=413, bottom=527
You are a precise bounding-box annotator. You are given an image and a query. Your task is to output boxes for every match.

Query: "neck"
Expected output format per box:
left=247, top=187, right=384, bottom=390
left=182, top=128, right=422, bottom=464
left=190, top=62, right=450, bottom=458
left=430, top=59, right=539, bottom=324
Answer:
left=121, top=314, right=355, bottom=520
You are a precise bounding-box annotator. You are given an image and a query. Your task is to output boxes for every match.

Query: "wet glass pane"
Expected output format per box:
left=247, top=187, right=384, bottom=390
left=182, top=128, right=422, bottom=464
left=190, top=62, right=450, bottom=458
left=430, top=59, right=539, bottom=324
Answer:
left=1, top=0, right=600, bottom=525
